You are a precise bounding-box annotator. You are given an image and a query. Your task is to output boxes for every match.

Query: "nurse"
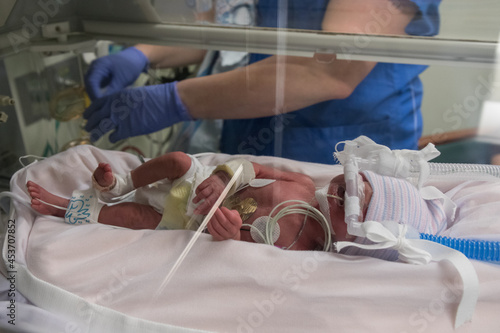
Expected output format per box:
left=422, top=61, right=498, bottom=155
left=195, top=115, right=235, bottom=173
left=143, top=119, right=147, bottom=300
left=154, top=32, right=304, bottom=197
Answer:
left=84, top=0, right=441, bottom=164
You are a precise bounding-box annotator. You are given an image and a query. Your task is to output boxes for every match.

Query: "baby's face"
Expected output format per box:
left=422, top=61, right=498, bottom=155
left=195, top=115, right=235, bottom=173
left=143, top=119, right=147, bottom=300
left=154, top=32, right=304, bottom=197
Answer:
left=327, top=174, right=373, bottom=242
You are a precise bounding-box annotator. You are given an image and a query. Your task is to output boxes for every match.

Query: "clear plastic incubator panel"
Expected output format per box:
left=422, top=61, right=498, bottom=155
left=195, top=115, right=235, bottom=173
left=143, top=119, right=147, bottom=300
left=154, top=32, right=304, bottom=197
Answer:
left=1, top=2, right=500, bottom=332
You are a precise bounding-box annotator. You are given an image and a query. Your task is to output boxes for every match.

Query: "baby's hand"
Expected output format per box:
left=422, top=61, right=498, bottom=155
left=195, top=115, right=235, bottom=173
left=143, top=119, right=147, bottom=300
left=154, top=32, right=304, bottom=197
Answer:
left=193, top=172, right=230, bottom=215
left=207, top=207, right=242, bottom=241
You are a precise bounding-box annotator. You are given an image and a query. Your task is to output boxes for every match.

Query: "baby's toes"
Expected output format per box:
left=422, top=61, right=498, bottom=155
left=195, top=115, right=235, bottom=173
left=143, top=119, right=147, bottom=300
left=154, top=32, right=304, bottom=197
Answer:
left=27, top=187, right=40, bottom=199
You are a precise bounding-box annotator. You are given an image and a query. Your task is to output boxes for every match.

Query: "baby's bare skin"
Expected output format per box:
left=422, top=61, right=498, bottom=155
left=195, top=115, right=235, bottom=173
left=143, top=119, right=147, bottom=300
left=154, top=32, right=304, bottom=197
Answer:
left=93, top=163, right=114, bottom=188
left=27, top=181, right=69, bottom=217
left=28, top=152, right=373, bottom=250
left=196, top=163, right=372, bottom=250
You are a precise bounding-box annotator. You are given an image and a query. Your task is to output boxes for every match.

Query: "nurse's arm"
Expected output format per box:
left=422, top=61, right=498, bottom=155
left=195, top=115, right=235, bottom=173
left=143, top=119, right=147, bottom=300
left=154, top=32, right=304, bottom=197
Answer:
left=134, top=9, right=214, bottom=69
left=178, top=0, right=417, bottom=119
left=135, top=44, right=207, bottom=69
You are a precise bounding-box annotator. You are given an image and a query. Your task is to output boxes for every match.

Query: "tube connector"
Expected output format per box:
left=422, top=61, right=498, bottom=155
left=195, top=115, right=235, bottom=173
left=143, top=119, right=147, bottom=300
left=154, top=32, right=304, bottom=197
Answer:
left=0, top=95, right=15, bottom=106
left=0, top=111, right=8, bottom=123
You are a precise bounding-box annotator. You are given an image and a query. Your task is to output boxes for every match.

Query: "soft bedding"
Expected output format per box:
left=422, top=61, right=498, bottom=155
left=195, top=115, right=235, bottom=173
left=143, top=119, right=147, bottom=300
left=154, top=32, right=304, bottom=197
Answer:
left=1, top=145, right=500, bottom=333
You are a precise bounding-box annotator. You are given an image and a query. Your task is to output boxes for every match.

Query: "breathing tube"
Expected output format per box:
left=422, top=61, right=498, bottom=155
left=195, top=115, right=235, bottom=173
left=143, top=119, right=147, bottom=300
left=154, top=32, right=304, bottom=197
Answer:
left=332, top=136, right=500, bottom=328
left=420, top=234, right=500, bottom=262
left=335, top=137, right=500, bottom=263
left=427, top=162, right=500, bottom=262
left=429, top=162, right=500, bottom=181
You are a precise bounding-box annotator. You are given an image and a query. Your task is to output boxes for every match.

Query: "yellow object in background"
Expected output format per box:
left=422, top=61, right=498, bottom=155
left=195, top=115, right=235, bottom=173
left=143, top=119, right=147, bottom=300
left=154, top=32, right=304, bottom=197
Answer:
left=49, top=86, right=89, bottom=122
left=51, top=85, right=93, bottom=151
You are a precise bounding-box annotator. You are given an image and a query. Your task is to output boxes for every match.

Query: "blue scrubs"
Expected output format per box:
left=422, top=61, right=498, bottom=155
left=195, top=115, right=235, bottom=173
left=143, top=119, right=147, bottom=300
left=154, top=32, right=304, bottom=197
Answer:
left=220, top=0, right=442, bottom=164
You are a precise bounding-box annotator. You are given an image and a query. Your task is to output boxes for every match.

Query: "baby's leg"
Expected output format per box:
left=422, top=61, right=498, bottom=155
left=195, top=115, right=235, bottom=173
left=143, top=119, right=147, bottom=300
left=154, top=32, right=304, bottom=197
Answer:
left=27, top=181, right=69, bottom=217
left=98, top=203, right=162, bottom=230
left=27, top=181, right=161, bottom=229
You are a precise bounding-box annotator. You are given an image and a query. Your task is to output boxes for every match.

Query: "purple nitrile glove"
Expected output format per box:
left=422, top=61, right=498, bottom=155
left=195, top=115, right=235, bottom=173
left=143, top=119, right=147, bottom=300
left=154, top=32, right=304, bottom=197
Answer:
left=84, top=47, right=149, bottom=101
left=83, top=81, right=192, bottom=143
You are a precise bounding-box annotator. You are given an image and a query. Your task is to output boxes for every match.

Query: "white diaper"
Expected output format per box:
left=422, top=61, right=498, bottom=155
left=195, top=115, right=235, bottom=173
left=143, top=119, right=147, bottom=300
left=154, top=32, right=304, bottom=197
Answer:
left=157, top=156, right=215, bottom=230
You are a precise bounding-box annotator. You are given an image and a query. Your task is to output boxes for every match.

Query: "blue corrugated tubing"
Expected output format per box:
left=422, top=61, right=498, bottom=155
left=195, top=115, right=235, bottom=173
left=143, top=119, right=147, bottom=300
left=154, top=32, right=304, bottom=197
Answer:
left=420, top=234, right=500, bottom=262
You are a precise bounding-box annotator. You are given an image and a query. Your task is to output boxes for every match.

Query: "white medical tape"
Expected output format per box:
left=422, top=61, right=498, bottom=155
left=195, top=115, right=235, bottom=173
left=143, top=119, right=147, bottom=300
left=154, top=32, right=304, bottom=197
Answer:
left=344, top=164, right=357, bottom=181
left=94, top=173, right=134, bottom=202
left=249, top=179, right=275, bottom=188
left=344, top=196, right=360, bottom=217
left=413, top=239, right=479, bottom=328
left=154, top=165, right=243, bottom=298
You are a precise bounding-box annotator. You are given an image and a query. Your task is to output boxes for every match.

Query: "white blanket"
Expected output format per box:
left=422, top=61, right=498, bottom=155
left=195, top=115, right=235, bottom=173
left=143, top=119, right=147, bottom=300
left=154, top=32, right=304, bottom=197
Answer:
left=1, top=145, right=500, bottom=333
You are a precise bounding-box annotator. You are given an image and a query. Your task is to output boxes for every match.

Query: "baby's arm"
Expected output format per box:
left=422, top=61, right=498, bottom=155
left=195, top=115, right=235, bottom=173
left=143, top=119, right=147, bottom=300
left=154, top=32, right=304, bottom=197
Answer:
left=207, top=207, right=242, bottom=241
left=193, top=159, right=313, bottom=215
left=93, top=151, right=192, bottom=201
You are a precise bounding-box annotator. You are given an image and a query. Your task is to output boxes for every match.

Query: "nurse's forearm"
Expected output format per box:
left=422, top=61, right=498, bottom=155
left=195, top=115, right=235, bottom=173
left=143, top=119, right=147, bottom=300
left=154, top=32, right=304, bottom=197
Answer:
left=135, top=44, right=207, bottom=69
left=178, top=55, right=376, bottom=119
left=135, top=10, right=213, bottom=69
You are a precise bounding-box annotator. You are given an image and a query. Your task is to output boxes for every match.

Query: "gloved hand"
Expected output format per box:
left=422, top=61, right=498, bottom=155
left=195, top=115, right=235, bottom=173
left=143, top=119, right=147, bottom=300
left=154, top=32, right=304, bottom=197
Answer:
left=83, top=81, right=192, bottom=143
left=84, top=47, right=149, bottom=101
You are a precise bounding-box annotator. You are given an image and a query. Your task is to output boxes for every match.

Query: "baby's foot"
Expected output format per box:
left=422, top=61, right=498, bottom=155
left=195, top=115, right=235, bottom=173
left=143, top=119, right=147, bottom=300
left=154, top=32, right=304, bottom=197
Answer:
left=93, top=163, right=115, bottom=189
left=26, top=181, right=69, bottom=217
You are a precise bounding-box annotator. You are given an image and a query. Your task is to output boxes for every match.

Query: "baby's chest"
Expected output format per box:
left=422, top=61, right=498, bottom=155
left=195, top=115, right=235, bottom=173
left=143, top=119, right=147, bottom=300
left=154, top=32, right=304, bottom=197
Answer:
left=239, top=180, right=316, bottom=221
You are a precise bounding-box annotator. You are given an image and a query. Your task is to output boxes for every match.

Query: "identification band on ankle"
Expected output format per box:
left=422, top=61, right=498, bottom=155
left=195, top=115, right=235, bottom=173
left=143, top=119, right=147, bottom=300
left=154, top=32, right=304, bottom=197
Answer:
left=64, top=188, right=103, bottom=225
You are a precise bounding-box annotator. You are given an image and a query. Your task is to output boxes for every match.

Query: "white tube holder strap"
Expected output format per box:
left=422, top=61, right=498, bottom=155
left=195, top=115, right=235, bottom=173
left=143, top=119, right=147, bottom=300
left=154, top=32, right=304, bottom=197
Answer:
left=334, top=136, right=479, bottom=328
left=335, top=221, right=478, bottom=328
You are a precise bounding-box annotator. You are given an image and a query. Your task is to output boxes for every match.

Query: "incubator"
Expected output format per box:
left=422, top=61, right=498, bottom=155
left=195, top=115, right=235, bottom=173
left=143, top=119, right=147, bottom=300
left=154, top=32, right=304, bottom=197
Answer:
left=2, top=1, right=500, bottom=333
left=0, top=0, right=500, bottom=172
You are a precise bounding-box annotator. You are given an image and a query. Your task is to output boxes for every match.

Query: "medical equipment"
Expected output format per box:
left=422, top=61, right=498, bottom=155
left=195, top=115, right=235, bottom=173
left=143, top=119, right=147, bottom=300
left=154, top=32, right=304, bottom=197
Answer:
left=420, top=234, right=500, bottom=261
left=243, top=199, right=333, bottom=251
left=2, top=1, right=500, bottom=332
left=0, top=95, right=14, bottom=106
left=332, top=135, right=500, bottom=328
left=334, top=136, right=500, bottom=262
left=0, top=95, right=13, bottom=123
left=49, top=86, right=89, bottom=122
left=155, top=165, right=242, bottom=296
left=3, top=145, right=500, bottom=333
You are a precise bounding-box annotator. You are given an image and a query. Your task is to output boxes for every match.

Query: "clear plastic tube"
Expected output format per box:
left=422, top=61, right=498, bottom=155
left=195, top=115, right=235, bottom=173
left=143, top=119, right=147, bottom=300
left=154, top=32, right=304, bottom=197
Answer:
left=424, top=163, right=500, bottom=263
left=428, top=163, right=500, bottom=181
left=341, top=142, right=366, bottom=237
left=420, top=234, right=500, bottom=262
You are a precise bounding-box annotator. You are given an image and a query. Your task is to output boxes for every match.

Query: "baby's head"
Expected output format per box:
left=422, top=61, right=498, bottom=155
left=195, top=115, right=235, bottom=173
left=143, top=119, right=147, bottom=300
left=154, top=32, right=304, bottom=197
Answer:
left=323, top=171, right=447, bottom=243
